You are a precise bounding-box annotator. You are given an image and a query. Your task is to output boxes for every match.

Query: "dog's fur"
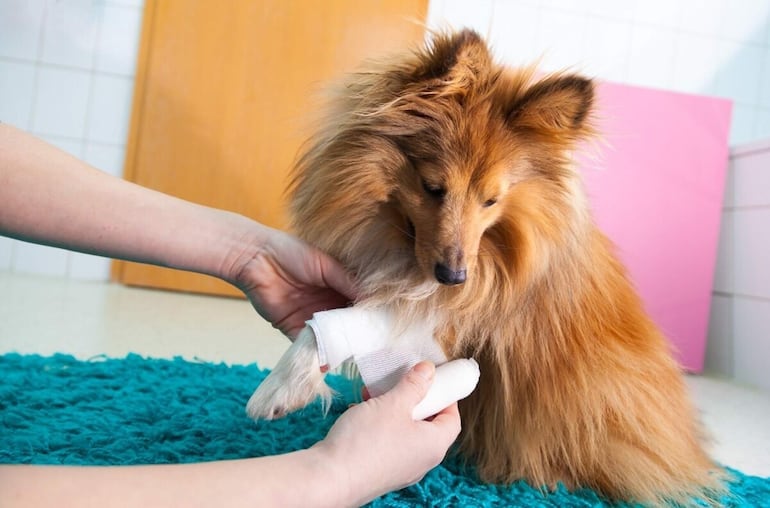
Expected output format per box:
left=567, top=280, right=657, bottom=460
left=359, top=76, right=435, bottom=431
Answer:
left=247, top=30, right=726, bottom=505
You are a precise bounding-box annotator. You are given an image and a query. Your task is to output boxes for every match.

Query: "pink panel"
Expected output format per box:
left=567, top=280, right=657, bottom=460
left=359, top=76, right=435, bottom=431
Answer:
left=577, top=82, right=732, bottom=372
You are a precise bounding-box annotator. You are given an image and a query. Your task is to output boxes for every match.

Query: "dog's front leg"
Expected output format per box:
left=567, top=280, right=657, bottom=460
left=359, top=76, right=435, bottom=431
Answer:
left=246, top=326, right=332, bottom=420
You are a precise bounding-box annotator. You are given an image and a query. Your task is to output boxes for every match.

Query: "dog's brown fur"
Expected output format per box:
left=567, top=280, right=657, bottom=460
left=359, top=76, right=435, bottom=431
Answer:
left=288, top=29, right=725, bottom=505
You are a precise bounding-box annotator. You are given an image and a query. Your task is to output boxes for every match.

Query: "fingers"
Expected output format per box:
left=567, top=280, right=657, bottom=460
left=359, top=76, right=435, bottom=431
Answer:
left=429, top=402, right=462, bottom=439
left=319, top=254, right=359, bottom=302
left=306, top=242, right=358, bottom=301
left=274, top=230, right=357, bottom=300
left=385, top=361, right=435, bottom=409
left=411, top=361, right=436, bottom=384
left=404, top=365, right=461, bottom=443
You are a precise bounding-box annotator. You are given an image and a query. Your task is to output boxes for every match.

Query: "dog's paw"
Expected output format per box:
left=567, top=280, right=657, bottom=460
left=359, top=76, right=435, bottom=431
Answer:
left=246, top=325, right=332, bottom=420
left=246, top=367, right=332, bottom=420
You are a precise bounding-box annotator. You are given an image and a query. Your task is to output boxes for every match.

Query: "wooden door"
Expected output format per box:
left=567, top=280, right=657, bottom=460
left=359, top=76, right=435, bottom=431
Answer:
left=114, top=0, right=427, bottom=296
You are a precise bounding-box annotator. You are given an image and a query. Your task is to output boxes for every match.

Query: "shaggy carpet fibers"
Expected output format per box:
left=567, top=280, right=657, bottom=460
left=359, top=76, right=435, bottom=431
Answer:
left=1, top=353, right=769, bottom=507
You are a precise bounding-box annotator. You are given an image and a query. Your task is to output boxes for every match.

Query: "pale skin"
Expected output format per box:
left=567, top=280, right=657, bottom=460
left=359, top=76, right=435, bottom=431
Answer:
left=0, top=124, right=461, bottom=507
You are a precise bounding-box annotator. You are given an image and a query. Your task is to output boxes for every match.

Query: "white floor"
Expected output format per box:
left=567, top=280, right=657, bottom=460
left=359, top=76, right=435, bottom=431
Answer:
left=1, top=271, right=769, bottom=478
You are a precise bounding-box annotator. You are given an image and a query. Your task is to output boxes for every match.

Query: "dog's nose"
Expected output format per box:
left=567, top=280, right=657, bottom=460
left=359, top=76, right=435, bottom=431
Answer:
left=434, top=263, right=467, bottom=285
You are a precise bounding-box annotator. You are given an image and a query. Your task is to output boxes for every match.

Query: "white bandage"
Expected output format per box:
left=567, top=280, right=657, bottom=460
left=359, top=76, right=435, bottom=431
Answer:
left=307, top=307, right=447, bottom=397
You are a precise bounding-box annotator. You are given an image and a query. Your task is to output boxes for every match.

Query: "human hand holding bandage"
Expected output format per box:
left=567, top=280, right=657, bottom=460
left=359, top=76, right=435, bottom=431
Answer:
left=306, top=307, right=480, bottom=420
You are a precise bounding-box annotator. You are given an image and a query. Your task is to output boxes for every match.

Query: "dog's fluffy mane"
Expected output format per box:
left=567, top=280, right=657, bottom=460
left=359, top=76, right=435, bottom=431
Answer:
left=289, top=30, right=592, bottom=311
left=287, top=29, right=726, bottom=505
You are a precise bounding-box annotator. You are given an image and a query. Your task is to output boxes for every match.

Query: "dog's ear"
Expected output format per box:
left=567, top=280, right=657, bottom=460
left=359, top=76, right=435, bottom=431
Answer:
left=371, top=29, right=492, bottom=136
left=507, top=74, right=594, bottom=137
left=412, top=29, right=492, bottom=84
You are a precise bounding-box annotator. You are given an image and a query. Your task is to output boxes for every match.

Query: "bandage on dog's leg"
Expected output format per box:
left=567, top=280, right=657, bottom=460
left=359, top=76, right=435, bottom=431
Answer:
left=308, top=307, right=478, bottom=413
left=309, top=306, right=396, bottom=371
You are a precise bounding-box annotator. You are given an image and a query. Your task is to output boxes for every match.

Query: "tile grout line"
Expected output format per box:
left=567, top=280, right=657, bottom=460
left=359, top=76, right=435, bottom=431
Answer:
left=713, top=290, right=770, bottom=303
left=722, top=205, right=770, bottom=212
left=0, top=55, right=135, bottom=80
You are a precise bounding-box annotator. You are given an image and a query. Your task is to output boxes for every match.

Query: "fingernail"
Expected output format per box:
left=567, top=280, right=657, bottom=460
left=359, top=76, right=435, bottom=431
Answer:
left=413, top=361, right=434, bottom=380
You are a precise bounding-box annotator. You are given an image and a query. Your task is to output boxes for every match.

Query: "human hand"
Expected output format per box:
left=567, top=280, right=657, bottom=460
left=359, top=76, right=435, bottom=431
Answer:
left=232, top=225, right=358, bottom=338
left=314, top=362, right=461, bottom=507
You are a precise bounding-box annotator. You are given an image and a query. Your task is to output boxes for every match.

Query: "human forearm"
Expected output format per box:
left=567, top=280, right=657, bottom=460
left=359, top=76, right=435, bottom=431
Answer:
left=0, top=124, right=261, bottom=282
left=0, top=449, right=349, bottom=508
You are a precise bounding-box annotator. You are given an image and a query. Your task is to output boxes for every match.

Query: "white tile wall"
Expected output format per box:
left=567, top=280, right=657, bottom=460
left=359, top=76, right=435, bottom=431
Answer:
left=431, top=0, right=493, bottom=38
left=761, top=50, right=770, bottom=108
left=427, top=0, right=770, bottom=144
left=733, top=298, right=770, bottom=391
left=633, top=0, right=683, bottom=30
left=12, top=242, right=70, bottom=277
left=708, top=140, right=770, bottom=390
left=0, top=0, right=46, bottom=61
left=673, top=32, right=721, bottom=95
left=0, top=0, right=143, bottom=282
left=586, top=0, right=634, bottom=22
left=730, top=105, right=760, bottom=149
left=0, top=60, right=36, bottom=128
left=733, top=209, right=770, bottom=300
left=679, top=0, right=724, bottom=37
left=733, top=149, right=770, bottom=207
left=83, top=142, right=126, bottom=177
left=95, top=4, right=142, bottom=76
left=757, top=110, right=770, bottom=137
left=721, top=0, right=768, bottom=45
left=487, top=2, right=541, bottom=66
left=539, top=7, right=589, bottom=71
left=32, top=66, right=92, bottom=138
left=583, top=16, right=632, bottom=82
left=627, top=24, right=677, bottom=90
left=87, top=74, right=134, bottom=144
left=716, top=42, right=764, bottom=106
left=40, top=0, right=99, bottom=70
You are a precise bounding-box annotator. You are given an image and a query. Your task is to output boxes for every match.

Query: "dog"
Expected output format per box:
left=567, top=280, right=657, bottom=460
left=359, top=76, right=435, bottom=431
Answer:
left=247, top=29, right=726, bottom=505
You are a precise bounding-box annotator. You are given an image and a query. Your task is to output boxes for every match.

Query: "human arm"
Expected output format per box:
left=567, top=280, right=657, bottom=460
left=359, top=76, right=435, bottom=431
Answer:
left=0, top=124, right=355, bottom=336
left=0, top=362, right=460, bottom=508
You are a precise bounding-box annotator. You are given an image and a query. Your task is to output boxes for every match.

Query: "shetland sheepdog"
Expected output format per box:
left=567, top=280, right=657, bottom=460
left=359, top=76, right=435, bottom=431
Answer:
left=247, top=29, right=725, bottom=505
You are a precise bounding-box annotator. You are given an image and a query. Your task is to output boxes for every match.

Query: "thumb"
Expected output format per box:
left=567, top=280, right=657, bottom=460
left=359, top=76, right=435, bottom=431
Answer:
left=318, top=252, right=359, bottom=302
left=387, top=361, right=435, bottom=409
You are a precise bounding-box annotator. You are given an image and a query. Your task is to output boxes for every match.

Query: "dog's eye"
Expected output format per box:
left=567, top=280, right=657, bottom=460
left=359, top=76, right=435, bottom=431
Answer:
left=483, top=198, right=498, bottom=208
left=422, top=180, right=446, bottom=199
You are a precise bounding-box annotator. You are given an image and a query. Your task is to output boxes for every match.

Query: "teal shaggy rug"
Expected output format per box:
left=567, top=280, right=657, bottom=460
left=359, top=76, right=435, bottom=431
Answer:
left=1, top=353, right=769, bottom=507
